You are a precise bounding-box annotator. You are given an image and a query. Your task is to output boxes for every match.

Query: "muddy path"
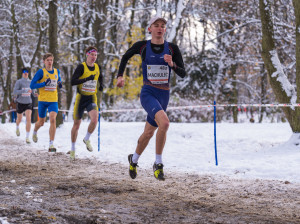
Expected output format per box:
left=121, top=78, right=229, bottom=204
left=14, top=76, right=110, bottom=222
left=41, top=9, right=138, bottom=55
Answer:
left=0, top=129, right=300, bottom=224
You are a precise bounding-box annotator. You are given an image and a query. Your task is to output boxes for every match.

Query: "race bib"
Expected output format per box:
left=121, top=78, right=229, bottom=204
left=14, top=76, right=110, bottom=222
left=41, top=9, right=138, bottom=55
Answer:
left=21, top=88, right=31, bottom=97
left=45, top=79, right=57, bottom=91
left=147, top=65, right=169, bottom=84
left=82, top=80, right=97, bottom=93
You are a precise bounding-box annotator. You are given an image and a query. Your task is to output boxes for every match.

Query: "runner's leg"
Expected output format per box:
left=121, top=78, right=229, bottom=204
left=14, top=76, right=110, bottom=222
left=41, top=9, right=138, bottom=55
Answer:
left=25, top=109, right=32, bottom=133
left=154, top=110, right=169, bottom=155
left=49, top=111, right=57, bottom=141
left=135, top=122, right=157, bottom=155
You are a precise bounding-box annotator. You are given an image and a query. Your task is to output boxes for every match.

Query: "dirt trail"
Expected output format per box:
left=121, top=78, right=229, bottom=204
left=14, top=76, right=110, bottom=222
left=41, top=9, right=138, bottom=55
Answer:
left=0, top=129, right=300, bottom=224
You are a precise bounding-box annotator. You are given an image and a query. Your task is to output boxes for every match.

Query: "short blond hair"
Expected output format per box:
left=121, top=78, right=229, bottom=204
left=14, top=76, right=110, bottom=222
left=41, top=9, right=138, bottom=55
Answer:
left=43, top=53, right=54, bottom=61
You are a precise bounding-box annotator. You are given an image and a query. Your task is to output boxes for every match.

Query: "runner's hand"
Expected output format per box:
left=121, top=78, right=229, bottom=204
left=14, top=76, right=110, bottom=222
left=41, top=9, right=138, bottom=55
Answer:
left=85, top=75, right=95, bottom=81
left=164, top=54, right=174, bottom=67
left=116, top=76, right=125, bottom=88
left=58, top=81, right=62, bottom=89
left=45, top=78, right=51, bottom=86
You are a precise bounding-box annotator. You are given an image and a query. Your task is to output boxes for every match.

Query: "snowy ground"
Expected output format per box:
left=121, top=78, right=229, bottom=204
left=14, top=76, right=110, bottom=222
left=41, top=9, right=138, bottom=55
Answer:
left=1, top=121, right=300, bottom=223
left=2, top=120, right=299, bottom=183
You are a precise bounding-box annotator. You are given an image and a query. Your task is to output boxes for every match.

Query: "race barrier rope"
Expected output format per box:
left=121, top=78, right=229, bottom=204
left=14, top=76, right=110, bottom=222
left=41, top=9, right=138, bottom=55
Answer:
left=1, top=103, right=298, bottom=166
left=1, top=103, right=300, bottom=115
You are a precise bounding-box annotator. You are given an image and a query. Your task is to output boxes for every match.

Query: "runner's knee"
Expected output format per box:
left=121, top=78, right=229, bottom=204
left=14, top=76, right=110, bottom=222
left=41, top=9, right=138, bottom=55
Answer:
left=158, top=119, right=169, bottom=132
left=90, top=118, right=98, bottom=126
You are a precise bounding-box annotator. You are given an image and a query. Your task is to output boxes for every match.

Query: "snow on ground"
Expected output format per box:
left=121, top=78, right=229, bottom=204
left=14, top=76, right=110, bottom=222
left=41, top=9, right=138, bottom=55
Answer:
left=2, top=120, right=299, bottom=183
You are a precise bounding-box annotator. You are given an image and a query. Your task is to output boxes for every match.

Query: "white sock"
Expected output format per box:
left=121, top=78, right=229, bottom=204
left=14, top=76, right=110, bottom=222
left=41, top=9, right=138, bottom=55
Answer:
left=33, top=131, right=37, bottom=135
left=16, top=126, right=19, bottom=130
left=71, top=142, right=76, bottom=151
left=26, top=132, right=30, bottom=138
left=132, top=152, right=140, bottom=164
left=84, top=132, right=92, bottom=141
left=155, top=154, right=163, bottom=164
left=49, top=140, right=54, bottom=147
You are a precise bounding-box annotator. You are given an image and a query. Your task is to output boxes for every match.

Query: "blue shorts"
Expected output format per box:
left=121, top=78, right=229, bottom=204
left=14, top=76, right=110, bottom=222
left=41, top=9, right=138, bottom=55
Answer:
left=140, top=85, right=169, bottom=127
left=38, top=101, right=58, bottom=118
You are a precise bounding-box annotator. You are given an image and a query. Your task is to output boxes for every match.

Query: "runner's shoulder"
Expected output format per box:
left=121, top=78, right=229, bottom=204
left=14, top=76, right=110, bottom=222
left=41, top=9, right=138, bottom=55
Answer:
left=168, top=42, right=180, bottom=50
left=131, top=40, right=147, bottom=50
left=168, top=42, right=182, bottom=55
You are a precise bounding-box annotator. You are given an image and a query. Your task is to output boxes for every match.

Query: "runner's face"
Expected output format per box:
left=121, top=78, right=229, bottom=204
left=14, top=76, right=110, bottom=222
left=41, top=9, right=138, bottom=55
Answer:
left=22, top=72, right=29, bottom=78
left=44, top=57, right=54, bottom=70
left=149, top=20, right=166, bottom=38
left=87, top=52, right=97, bottom=64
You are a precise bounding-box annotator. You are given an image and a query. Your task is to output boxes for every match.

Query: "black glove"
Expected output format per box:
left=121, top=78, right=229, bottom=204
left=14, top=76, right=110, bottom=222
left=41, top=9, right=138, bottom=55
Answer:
left=45, top=78, right=51, bottom=86
left=85, top=75, right=95, bottom=82
left=58, top=81, right=62, bottom=89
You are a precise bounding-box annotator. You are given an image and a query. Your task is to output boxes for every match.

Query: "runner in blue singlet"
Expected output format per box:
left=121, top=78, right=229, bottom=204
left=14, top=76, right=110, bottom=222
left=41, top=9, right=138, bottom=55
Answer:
left=117, top=16, right=186, bottom=181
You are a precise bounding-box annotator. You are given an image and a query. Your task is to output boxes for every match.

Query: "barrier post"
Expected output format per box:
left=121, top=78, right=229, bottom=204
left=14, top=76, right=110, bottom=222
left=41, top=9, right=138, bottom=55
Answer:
left=214, top=101, right=218, bottom=166
left=98, top=107, right=100, bottom=152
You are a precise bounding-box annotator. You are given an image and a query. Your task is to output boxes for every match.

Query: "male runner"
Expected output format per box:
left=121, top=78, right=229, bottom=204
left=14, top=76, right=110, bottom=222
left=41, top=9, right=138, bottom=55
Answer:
left=70, top=46, right=103, bottom=159
left=117, top=16, right=186, bottom=180
left=13, top=68, right=35, bottom=143
left=30, top=53, right=62, bottom=152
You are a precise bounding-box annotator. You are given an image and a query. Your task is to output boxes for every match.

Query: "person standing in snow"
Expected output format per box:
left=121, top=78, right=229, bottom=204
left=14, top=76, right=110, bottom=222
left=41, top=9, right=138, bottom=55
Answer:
left=13, top=68, right=36, bottom=144
left=116, top=16, right=186, bottom=181
left=69, top=46, right=104, bottom=160
left=30, top=53, right=62, bottom=152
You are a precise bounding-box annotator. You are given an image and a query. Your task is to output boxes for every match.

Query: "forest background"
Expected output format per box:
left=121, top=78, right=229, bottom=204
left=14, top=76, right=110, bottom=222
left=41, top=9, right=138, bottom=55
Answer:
left=0, top=0, right=299, bottom=131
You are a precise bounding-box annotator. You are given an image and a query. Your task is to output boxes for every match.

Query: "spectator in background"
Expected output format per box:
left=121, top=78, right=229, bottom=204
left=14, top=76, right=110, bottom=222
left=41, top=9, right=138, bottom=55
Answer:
left=9, top=100, right=17, bottom=123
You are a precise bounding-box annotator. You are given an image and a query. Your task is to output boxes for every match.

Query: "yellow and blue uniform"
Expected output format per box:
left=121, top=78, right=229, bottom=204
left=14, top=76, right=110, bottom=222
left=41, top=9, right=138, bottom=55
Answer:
left=71, top=62, right=103, bottom=120
left=30, top=68, right=62, bottom=118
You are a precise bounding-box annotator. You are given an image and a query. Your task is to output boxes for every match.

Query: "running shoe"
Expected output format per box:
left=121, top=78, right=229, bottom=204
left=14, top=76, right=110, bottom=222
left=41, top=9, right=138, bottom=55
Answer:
left=83, top=139, right=93, bottom=152
left=128, top=154, right=138, bottom=179
left=48, top=145, right=56, bottom=152
left=70, top=150, right=75, bottom=160
left=25, top=138, right=31, bottom=144
left=32, top=133, right=38, bottom=143
left=16, top=129, right=20, bottom=136
left=153, top=163, right=165, bottom=181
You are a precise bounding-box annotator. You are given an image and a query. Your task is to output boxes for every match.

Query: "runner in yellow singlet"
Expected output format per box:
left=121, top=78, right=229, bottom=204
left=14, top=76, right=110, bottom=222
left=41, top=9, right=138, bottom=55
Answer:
left=69, top=46, right=104, bottom=159
left=30, top=53, right=63, bottom=152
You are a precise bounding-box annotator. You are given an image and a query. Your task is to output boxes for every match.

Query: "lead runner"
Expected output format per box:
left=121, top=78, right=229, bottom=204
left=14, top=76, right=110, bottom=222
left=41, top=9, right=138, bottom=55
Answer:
left=116, top=16, right=186, bottom=181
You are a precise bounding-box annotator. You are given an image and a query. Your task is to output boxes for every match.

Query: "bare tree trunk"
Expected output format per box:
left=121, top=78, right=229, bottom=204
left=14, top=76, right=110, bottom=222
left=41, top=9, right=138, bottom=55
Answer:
left=104, top=0, right=119, bottom=107
left=1, top=36, right=14, bottom=123
left=10, top=2, right=23, bottom=79
left=48, top=0, right=63, bottom=126
left=259, top=0, right=300, bottom=132
left=93, top=0, right=108, bottom=108
left=293, top=0, right=300, bottom=100
left=229, top=64, right=238, bottom=123
left=29, top=0, right=45, bottom=78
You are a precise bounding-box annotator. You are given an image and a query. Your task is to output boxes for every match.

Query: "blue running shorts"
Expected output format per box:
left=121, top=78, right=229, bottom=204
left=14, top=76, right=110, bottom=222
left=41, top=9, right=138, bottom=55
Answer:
left=140, top=85, right=169, bottom=127
left=38, top=101, right=58, bottom=118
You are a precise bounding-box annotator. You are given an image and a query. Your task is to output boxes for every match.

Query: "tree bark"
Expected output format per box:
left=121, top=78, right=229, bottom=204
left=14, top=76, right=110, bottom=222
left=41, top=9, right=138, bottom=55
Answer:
left=259, top=0, right=300, bottom=132
left=93, top=0, right=108, bottom=109
left=293, top=0, right=300, bottom=101
left=48, top=0, right=63, bottom=126
left=1, top=35, right=14, bottom=123
left=10, top=2, right=23, bottom=79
